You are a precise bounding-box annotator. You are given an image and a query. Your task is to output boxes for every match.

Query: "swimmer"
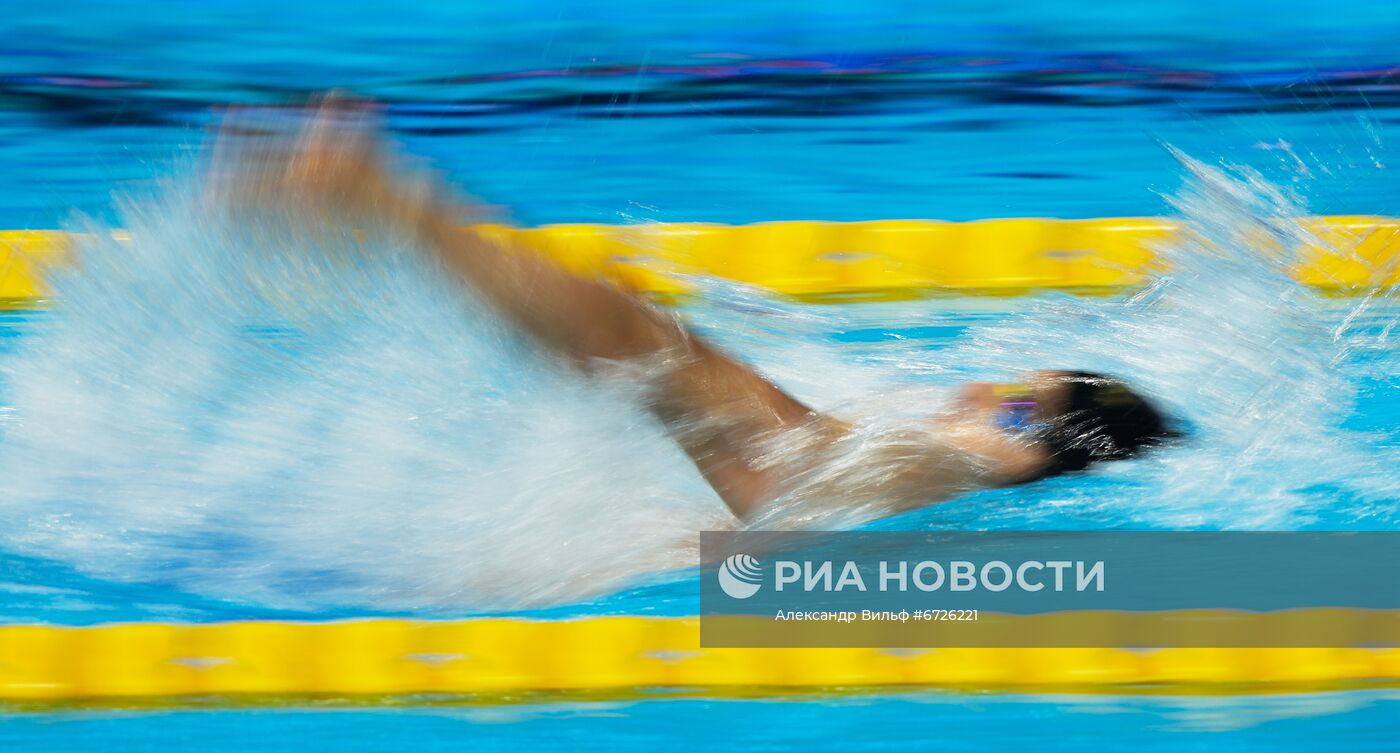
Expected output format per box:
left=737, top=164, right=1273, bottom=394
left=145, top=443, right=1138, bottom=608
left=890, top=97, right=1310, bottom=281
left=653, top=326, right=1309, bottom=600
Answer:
left=215, top=97, right=1177, bottom=522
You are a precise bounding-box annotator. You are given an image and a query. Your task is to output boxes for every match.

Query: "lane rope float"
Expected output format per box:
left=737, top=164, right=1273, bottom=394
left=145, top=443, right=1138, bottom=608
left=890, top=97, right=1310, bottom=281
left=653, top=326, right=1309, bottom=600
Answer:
left=1, top=216, right=1397, bottom=305
left=1, top=617, right=1398, bottom=702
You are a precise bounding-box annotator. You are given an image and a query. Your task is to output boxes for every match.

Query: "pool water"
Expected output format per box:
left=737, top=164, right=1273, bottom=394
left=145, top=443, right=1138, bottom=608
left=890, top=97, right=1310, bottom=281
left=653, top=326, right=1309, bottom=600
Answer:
left=4, top=0, right=1400, bottom=228
left=2, top=1, right=1400, bottom=750
left=4, top=692, right=1400, bottom=752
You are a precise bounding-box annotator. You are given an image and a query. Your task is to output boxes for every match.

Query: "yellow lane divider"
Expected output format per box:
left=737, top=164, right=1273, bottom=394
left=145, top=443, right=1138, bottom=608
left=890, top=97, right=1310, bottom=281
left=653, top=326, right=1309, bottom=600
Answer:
left=3, top=216, right=1398, bottom=306
left=1, top=617, right=1398, bottom=701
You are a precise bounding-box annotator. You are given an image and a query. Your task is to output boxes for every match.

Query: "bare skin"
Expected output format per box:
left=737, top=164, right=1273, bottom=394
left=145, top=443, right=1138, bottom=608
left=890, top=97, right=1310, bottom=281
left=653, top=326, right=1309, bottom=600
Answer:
left=215, top=100, right=1062, bottom=521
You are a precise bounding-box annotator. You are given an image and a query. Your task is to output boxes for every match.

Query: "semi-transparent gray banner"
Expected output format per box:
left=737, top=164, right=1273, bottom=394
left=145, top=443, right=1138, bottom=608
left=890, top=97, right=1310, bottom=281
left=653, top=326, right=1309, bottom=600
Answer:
left=699, top=531, right=1400, bottom=647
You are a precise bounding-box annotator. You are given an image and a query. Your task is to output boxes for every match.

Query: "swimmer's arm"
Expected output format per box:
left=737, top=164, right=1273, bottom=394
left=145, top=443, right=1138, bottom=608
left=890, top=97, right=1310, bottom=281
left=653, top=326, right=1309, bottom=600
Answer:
left=251, top=107, right=845, bottom=519
left=405, top=203, right=847, bottom=518
left=412, top=210, right=680, bottom=364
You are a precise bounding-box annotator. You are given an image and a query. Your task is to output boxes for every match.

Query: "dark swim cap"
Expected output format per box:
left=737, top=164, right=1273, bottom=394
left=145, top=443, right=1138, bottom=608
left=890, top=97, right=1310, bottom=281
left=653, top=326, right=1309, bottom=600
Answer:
left=1036, top=371, right=1178, bottom=478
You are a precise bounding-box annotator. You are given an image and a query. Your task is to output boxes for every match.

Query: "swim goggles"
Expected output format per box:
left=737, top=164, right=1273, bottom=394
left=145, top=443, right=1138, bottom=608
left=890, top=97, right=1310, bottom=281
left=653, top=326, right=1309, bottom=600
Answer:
left=991, top=383, right=1040, bottom=433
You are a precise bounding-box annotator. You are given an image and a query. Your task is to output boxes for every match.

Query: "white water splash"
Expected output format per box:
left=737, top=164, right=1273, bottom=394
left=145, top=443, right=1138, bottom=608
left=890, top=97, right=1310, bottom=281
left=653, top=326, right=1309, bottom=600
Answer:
left=0, top=182, right=731, bottom=611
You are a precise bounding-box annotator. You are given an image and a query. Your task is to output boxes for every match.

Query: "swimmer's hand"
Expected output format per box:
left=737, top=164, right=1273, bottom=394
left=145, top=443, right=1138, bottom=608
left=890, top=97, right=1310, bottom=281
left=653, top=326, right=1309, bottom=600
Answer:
left=209, top=94, right=450, bottom=235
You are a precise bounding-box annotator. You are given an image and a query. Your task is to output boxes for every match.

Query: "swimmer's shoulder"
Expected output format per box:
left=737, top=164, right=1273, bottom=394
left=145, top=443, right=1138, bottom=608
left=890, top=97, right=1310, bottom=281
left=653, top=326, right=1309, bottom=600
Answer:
left=761, top=424, right=993, bottom=519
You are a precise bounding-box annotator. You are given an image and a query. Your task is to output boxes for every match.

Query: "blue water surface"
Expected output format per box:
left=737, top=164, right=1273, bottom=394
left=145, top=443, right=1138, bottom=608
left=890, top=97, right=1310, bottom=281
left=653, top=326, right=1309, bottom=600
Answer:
left=3, top=1, right=1400, bottom=227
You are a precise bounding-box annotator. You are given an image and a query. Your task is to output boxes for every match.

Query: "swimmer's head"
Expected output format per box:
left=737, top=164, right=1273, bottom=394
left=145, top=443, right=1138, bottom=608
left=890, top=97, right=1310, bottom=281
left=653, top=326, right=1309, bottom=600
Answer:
left=953, top=370, right=1180, bottom=480
left=1027, top=371, right=1179, bottom=478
